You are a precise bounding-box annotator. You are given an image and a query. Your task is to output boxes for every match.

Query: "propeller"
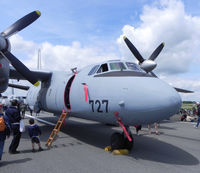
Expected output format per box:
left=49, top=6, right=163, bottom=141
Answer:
left=0, top=11, right=41, bottom=86
left=123, top=36, right=164, bottom=73
left=123, top=36, right=194, bottom=93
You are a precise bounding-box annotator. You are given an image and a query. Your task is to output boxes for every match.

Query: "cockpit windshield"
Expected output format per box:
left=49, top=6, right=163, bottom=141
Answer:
left=109, top=62, right=126, bottom=71
left=88, top=61, right=144, bottom=76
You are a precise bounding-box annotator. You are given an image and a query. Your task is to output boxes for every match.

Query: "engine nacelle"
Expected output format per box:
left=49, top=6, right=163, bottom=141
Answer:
left=0, top=56, right=10, bottom=93
left=0, top=38, right=11, bottom=93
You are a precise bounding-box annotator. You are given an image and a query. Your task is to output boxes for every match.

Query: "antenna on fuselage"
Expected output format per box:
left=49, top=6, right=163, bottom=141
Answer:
left=71, top=67, right=77, bottom=74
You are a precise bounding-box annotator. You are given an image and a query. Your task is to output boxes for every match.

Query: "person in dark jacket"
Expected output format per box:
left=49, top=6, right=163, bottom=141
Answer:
left=5, top=99, right=21, bottom=154
left=0, top=104, right=11, bottom=160
left=28, top=118, right=43, bottom=152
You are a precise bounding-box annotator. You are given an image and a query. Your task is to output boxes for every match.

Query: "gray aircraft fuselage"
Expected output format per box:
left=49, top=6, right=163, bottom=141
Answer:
left=26, top=60, right=181, bottom=126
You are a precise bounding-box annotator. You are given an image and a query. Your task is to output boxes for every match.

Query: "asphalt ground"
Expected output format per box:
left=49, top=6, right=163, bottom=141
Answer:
left=0, top=112, right=200, bottom=173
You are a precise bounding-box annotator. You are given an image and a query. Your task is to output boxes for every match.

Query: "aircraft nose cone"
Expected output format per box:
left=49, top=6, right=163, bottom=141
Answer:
left=142, top=79, right=181, bottom=123
left=124, top=78, right=182, bottom=125
left=157, top=86, right=181, bottom=120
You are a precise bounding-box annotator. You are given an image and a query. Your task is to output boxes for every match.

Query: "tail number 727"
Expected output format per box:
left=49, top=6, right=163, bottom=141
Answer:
left=89, top=100, right=109, bottom=113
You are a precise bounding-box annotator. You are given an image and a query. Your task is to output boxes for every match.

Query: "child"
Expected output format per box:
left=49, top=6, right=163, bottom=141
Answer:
left=28, top=118, right=43, bottom=152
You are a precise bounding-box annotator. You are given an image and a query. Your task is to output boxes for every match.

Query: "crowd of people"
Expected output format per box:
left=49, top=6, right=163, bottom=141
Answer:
left=179, top=102, right=200, bottom=124
left=0, top=99, right=43, bottom=161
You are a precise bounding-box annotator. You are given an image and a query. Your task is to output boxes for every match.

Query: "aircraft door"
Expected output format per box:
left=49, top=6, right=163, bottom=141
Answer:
left=64, top=74, right=76, bottom=110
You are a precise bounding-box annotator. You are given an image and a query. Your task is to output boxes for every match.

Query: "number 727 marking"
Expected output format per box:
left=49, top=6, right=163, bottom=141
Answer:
left=89, top=100, right=109, bottom=113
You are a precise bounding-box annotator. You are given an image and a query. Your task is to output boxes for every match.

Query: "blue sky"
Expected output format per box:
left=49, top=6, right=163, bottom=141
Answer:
left=2, top=0, right=200, bottom=101
left=0, top=0, right=150, bottom=44
left=0, top=0, right=200, bottom=47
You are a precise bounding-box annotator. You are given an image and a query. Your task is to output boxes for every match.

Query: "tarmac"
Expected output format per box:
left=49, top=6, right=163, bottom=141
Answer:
left=0, top=112, right=200, bottom=173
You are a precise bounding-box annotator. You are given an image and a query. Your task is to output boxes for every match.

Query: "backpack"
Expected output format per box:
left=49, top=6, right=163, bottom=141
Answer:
left=0, top=116, right=6, bottom=132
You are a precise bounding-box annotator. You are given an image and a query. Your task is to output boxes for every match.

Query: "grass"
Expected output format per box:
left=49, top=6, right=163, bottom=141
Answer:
left=182, top=103, right=196, bottom=110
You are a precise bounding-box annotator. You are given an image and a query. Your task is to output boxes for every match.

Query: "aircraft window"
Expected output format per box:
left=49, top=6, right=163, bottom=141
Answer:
left=88, top=65, right=99, bottom=75
left=126, top=62, right=143, bottom=72
left=97, top=63, right=108, bottom=73
left=109, top=62, right=126, bottom=71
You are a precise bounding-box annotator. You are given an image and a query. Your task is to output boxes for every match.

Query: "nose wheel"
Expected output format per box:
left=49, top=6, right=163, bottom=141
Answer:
left=111, top=131, right=134, bottom=151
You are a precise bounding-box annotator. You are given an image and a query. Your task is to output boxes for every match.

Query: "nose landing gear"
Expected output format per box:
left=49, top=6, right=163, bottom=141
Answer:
left=111, top=131, right=133, bottom=151
left=105, top=112, right=134, bottom=154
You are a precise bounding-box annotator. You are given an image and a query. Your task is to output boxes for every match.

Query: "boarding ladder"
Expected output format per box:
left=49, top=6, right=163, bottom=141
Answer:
left=46, top=111, right=68, bottom=147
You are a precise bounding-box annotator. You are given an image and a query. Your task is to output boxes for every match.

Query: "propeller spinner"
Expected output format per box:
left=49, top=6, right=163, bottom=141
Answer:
left=123, top=36, right=164, bottom=73
left=0, top=11, right=41, bottom=86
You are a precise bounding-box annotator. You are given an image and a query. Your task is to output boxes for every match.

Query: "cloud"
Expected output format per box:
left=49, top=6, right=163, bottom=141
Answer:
left=7, top=34, right=119, bottom=97
left=117, top=0, right=200, bottom=75
left=10, top=35, right=119, bottom=72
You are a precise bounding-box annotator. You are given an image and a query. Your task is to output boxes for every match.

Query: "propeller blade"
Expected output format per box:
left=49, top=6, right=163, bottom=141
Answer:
left=0, top=51, right=39, bottom=86
left=149, top=71, right=158, bottom=78
left=149, top=42, right=164, bottom=61
left=123, top=36, right=145, bottom=63
left=1, top=11, right=41, bottom=38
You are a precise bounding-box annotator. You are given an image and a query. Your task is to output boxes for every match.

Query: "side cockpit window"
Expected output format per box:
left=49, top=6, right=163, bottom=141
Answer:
left=97, top=63, right=108, bottom=73
left=88, top=65, right=99, bottom=75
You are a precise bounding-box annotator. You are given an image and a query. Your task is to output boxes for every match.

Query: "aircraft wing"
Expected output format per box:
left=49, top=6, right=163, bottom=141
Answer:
left=174, top=87, right=194, bottom=93
left=9, top=66, right=52, bottom=82
left=8, top=83, right=29, bottom=90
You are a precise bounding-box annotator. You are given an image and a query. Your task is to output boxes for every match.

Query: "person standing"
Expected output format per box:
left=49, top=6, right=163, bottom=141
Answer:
left=195, top=103, right=200, bottom=128
left=0, top=104, right=11, bottom=160
left=148, top=123, right=159, bottom=135
left=134, top=125, right=142, bottom=135
left=5, top=100, right=21, bottom=154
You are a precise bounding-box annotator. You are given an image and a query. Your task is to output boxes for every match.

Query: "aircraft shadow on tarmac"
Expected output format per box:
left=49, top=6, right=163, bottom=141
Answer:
left=0, top=158, right=32, bottom=167
left=21, top=117, right=199, bottom=166
left=131, top=135, right=199, bottom=165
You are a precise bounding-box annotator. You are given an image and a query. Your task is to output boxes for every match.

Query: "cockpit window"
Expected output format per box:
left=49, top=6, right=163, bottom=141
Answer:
left=97, top=63, right=108, bottom=73
left=109, top=62, right=126, bottom=71
left=88, top=65, right=99, bottom=75
left=126, top=62, right=143, bottom=72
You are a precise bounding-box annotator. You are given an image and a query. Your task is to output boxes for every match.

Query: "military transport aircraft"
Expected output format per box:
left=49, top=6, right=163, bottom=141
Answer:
left=0, top=11, right=193, bottom=150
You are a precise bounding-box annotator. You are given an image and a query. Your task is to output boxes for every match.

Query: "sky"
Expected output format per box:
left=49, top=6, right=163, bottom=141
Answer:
left=1, top=0, right=200, bottom=101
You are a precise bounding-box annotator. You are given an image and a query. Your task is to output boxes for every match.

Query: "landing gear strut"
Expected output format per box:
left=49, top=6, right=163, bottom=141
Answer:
left=110, top=112, right=134, bottom=151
